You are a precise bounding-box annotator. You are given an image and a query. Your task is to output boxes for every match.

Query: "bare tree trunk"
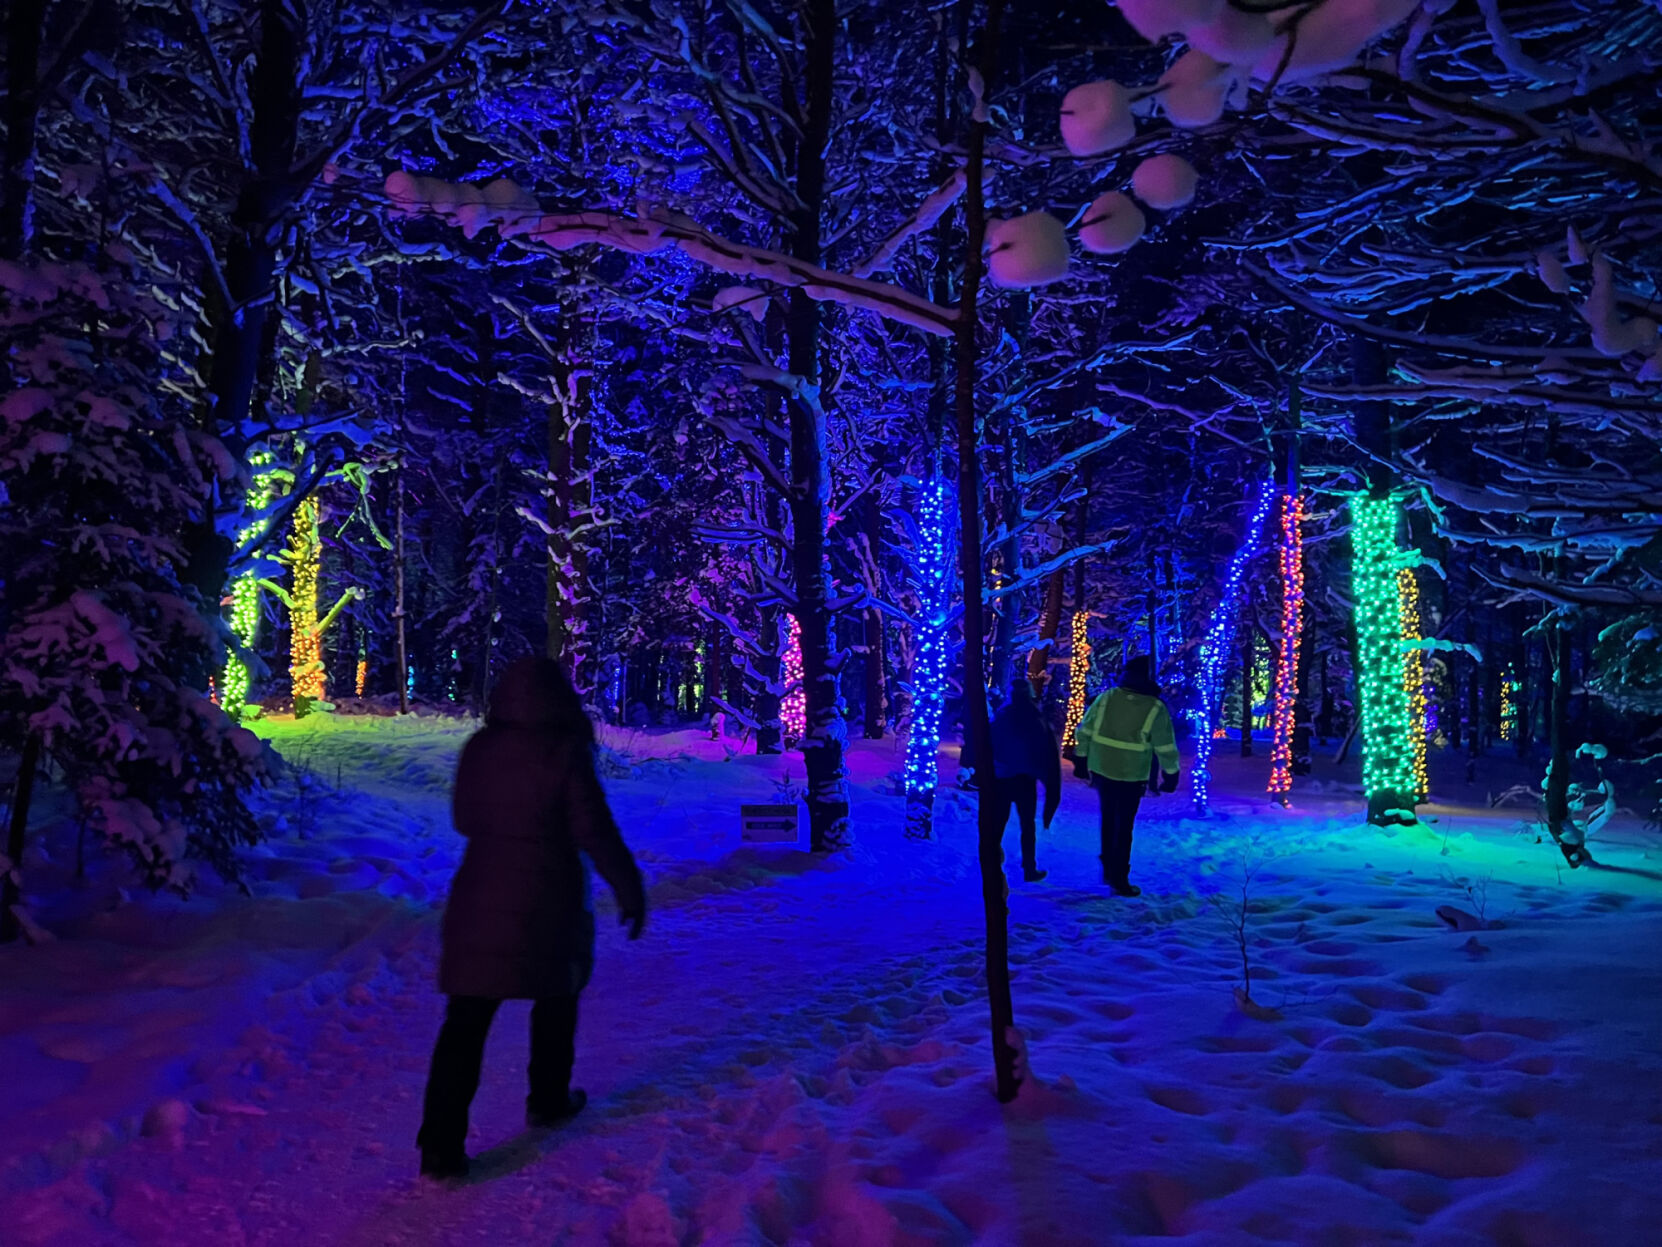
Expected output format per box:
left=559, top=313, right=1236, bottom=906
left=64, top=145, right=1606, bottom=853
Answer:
left=958, top=0, right=1019, bottom=1105
left=1, top=734, right=41, bottom=943
left=1, top=0, right=44, bottom=261
left=547, top=307, right=595, bottom=692
left=184, top=0, right=306, bottom=613
left=1026, top=568, right=1066, bottom=693
left=785, top=0, right=850, bottom=852
left=394, top=454, right=409, bottom=713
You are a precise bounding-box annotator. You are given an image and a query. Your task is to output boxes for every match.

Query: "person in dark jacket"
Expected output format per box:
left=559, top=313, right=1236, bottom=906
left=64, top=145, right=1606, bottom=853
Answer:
left=988, top=678, right=1062, bottom=882
left=417, top=657, right=646, bottom=1180
left=1072, top=654, right=1179, bottom=896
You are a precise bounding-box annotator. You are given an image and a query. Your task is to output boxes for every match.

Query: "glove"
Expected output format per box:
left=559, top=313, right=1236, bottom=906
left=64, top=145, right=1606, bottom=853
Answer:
left=1159, top=769, right=1179, bottom=794
left=1071, top=755, right=1090, bottom=781
left=619, top=897, right=646, bottom=940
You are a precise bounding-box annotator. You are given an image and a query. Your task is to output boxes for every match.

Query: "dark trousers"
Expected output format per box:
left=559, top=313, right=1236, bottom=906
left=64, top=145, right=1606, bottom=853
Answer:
left=993, top=775, right=1040, bottom=872
left=1093, top=776, right=1144, bottom=885
left=417, top=993, right=579, bottom=1156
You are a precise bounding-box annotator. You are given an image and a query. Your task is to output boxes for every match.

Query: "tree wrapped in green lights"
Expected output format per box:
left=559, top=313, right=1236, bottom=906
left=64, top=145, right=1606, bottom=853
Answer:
left=1351, top=496, right=1417, bottom=824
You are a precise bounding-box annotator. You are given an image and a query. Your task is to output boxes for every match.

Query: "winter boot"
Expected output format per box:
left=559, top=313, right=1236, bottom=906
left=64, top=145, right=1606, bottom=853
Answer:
left=1110, top=881, right=1142, bottom=897
left=527, top=1088, right=588, bottom=1130
left=419, top=1149, right=469, bottom=1181
left=1023, top=868, right=1048, bottom=883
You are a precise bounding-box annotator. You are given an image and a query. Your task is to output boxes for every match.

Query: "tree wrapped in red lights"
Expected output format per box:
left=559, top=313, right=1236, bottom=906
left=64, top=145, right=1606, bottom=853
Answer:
left=1268, top=490, right=1305, bottom=804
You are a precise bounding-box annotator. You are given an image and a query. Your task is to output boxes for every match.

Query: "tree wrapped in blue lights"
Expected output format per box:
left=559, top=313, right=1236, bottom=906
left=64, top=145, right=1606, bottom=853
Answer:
left=1192, top=480, right=1278, bottom=814
left=1351, top=496, right=1418, bottom=824
left=904, top=478, right=953, bottom=839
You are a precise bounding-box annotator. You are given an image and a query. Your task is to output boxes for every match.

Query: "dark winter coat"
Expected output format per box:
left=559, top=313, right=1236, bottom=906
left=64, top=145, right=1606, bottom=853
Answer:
left=988, top=683, right=1063, bottom=825
left=439, top=660, right=644, bottom=1000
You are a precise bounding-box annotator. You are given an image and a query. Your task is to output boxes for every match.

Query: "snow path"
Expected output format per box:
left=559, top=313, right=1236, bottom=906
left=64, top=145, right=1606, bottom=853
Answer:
left=4, top=718, right=1661, bottom=1244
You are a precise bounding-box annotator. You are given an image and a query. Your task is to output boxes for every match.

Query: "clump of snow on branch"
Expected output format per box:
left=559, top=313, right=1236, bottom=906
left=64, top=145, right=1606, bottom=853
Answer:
left=382, top=173, right=957, bottom=337
left=712, top=286, right=770, bottom=322
left=1132, top=154, right=1198, bottom=210
left=1251, top=0, right=1422, bottom=82
left=1059, top=81, right=1135, bottom=157
left=1078, top=192, right=1146, bottom=254
left=1187, top=5, right=1277, bottom=64
left=986, top=213, right=1071, bottom=288
left=1115, top=0, right=1221, bottom=43
left=1158, top=51, right=1238, bottom=129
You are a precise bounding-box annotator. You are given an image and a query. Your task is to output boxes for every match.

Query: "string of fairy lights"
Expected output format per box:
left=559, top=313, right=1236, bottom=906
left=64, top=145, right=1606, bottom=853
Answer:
left=1192, top=479, right=1278, bottom=814
left=903, top=479, right=951, bottom=802
left=781, top=615, right=806, bottom=742
left=1500, top=664, right=1519, bottom=741
left=1350, top=496, right=1417, bottom=814
left=1398, top=566, right=1429, bottom=800
left=219, top=450, right=278, bottom=719
left=289, top=494, right=326, bottom=706
left=1062, top=609, right=1092, bottom=752
left=1267, top=490, right=1305, bottom=802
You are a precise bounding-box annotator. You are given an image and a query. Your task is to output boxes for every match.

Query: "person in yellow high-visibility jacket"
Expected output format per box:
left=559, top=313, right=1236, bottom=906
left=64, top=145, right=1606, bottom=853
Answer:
left=1072, top=654, right=1179, bottom=895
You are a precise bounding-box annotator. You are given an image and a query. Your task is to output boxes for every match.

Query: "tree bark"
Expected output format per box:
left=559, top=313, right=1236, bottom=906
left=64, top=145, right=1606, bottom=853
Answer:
left=785, top=0, right=850, bottom=851
left=1025, top=568, right=1066, bottom=694
left=1, top=734, right=41, bottom=943
left=394, top=453, right=409, bottom=714
left=1, top=0, right=44, bottom=261
left=957, top=0, right=1019, bottom=1105
left=546, top=305, right=594, bottom=692
left=184, top=0, right=307, bottom=610
left=1240, top=629, right=1254, bottom=756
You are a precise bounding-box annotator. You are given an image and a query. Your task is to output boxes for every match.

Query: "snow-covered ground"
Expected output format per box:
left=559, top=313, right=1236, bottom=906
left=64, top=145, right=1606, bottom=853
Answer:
left=4, top=716, right=1661, bottom=1245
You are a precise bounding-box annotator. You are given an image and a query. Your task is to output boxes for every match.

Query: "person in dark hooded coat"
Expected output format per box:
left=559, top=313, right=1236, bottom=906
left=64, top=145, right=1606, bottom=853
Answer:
left=417, top=657, right=645, bottom=1179
left=985, top=678, right=1062, bottom=881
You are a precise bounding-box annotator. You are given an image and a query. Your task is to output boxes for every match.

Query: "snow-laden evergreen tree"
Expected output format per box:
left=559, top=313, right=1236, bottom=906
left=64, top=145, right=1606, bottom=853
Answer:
left=0, top=258, right=272, bottom=897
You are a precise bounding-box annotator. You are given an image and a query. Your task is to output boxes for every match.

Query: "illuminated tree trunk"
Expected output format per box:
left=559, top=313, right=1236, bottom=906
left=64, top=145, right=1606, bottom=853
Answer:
left=957, top=0, right=1019, bottom=1104
left=903, top=479, right=952, bottom=839
left=1399, top=568, right=1429, bottom=800
left=1269, top=490, right=1305, bottom=803
left=1351, top=497, right=1416, bottom=824
left=288, top=495, right=325, bottom=714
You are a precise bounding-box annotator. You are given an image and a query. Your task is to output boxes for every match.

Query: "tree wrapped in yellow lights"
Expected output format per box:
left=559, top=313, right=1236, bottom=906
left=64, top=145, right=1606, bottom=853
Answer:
left=258, top=492, right=363, bottom=717
left=1062, top=610, right=1092, bottom=753
left=1398, top=567, right=1429, bottom=801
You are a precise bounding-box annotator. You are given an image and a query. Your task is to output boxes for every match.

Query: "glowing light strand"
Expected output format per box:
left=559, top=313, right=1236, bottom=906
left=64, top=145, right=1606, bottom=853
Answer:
left=903, top=479, right=951, bottom=811
left=219, top=451, right=277, bottom=719
left=1062, top=609, right=1092, bottom=754
left=1398, top=567, right=1429, bottom=800
left=1268, top=491, right=1305, bottom=802
left=289, top=494, right=326, bottom=706
left=1351, top=496, right=1417, bottom=816
left=1193, top=479, right=1278, bottom=814
left=1500, top=664, right=1518, bottom=742
left=781, top=616, right=806, bottom=742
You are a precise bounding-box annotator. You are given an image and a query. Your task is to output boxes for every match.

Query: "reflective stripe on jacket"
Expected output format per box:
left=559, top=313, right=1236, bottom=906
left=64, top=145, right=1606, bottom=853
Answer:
left=1074, top=687, right=1180, bottom=783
